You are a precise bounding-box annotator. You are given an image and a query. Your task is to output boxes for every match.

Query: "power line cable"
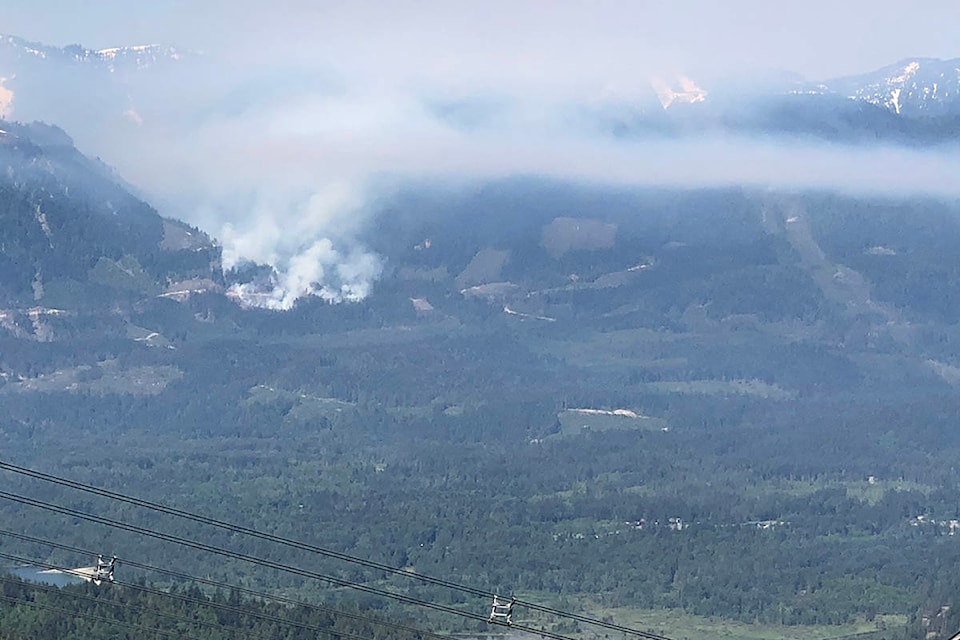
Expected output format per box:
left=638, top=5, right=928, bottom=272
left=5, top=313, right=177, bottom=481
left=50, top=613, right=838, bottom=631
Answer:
left=0, top=459, right=673, bottom=640
left=0, top=489, right=580, bottom=640
left=0, top=553, right=390, bottom=640
left=0, top=527, right=452, bottom=640
left=0, top=569, right=267, bottom=640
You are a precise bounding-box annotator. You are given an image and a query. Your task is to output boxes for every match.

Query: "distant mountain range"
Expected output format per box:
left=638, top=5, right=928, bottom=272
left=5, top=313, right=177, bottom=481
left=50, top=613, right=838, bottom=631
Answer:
left=2, top=33, right=959, bottom=147
left=0, top=34, right=190, bottom=141
left=809, top=57, right=960, bottom=117
left=0, top=34, right=184, bottom=72
left=651, top=57, right=960, bottom=117
left=0, top=33, right=958, bottom=320
left=585, top=58, right=960, bottom=145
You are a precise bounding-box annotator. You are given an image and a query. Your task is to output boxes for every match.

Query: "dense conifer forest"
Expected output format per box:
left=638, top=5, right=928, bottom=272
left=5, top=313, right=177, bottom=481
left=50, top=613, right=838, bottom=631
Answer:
left=3, top=126, right=960, bottom=638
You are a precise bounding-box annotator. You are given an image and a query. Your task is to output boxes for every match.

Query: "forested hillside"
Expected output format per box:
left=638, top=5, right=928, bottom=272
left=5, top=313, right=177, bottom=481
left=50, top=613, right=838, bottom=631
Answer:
left=0, top=120, right=219, bottom=307
left=2, top=133, right=960, bottom=638
left=0, top=574, right=422, bottom=640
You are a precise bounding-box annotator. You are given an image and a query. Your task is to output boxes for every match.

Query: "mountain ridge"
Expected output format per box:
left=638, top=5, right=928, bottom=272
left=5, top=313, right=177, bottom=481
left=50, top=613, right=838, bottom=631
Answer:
left=0, top=119, right=220, bottom=313
left=2, top=32, right=958, bottom=136
left=818, top=56, right=960, bottom=116
left=0, top=33, right=186, bottom=71
left=653, top=56, right=960, bottom=117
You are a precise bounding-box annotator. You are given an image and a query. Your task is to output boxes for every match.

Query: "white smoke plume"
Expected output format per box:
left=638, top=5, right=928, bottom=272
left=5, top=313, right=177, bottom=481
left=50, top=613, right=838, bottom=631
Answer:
left=216, top=184, right=382, bottom=310
left=6, top=2, right=960, bottom=311
left=94, top=75, right=960, bottom=313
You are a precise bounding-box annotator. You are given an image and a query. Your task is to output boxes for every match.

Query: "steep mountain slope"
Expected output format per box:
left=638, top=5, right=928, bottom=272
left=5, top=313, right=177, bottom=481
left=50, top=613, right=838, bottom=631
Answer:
left=0, top=120, right=219, bottom=308
left=365, top=181, right=960, bottom=335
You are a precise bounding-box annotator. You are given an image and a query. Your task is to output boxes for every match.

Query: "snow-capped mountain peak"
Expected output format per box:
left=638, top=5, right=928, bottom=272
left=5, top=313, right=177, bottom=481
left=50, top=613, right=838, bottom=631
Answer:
left=826, top=57, right=960, bottom=116
left=0, top=35, right=191, bottom=124
left=0, top=35, right=186, bottom=72
left=94, top=43, right=183, bottom=70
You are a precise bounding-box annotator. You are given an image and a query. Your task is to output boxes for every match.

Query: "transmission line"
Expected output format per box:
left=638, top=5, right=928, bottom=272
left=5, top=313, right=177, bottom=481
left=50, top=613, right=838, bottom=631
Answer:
left=0, top=553, right=392, bottom=640
left=0, top=459, right=673, bottom=640
left=0, top=489, right=581, bottom=640
left=0, top=569, right=267, bottom=640
left=0, top=529, right=451, bottom=640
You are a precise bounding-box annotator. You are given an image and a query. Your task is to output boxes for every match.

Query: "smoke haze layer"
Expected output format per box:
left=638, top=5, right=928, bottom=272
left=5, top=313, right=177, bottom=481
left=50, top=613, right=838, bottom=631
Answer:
left=3, top=3, right=960, bottom=308
left=52, top=63, right=960, bottom=309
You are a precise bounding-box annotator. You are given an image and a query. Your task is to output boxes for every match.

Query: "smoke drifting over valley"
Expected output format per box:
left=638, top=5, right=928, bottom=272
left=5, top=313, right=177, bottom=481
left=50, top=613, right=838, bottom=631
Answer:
left=3, top=1, right=960, bottom=308
left=217, top=185, right=382, bottom=309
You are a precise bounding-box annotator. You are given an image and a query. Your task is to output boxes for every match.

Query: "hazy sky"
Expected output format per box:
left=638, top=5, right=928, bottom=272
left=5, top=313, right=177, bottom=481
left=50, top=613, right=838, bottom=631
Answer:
left=5, top=0, right=960, bottom=84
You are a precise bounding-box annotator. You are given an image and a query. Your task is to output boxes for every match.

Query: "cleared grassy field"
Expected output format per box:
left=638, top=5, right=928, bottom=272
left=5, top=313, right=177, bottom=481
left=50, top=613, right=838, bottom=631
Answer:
left=553, top=408, right=667, bottom=438
left=588, top=607, right=907, bottom=640
left=740, top=478, right=934, bottom=506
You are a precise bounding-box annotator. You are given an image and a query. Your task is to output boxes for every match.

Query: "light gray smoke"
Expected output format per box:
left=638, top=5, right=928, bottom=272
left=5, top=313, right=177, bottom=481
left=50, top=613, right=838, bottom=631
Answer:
left=6, top=17, right=960, bottom=311
left=214, top=184, right=382, bottom=310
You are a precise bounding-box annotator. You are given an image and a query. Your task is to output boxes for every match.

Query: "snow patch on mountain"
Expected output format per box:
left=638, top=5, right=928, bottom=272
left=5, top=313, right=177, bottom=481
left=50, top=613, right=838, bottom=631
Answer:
left=827, top=58, right=960, bottom=117
left=650, top=75, right=707, bottom=109
left=94, top=44, right=183, bottom=71
left=641, top=57, right=960, bottom=119
left=0, top=34, right=186, bottom=72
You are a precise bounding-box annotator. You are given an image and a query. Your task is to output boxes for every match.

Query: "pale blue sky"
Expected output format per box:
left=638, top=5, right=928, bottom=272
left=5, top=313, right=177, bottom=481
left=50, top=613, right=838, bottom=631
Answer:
left=4, top=0, right=960, bottom=85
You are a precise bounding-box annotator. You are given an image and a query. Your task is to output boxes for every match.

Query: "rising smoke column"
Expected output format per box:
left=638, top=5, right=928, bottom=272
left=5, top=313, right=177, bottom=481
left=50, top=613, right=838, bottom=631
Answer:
left=218, top=182, right=382, bottom=310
